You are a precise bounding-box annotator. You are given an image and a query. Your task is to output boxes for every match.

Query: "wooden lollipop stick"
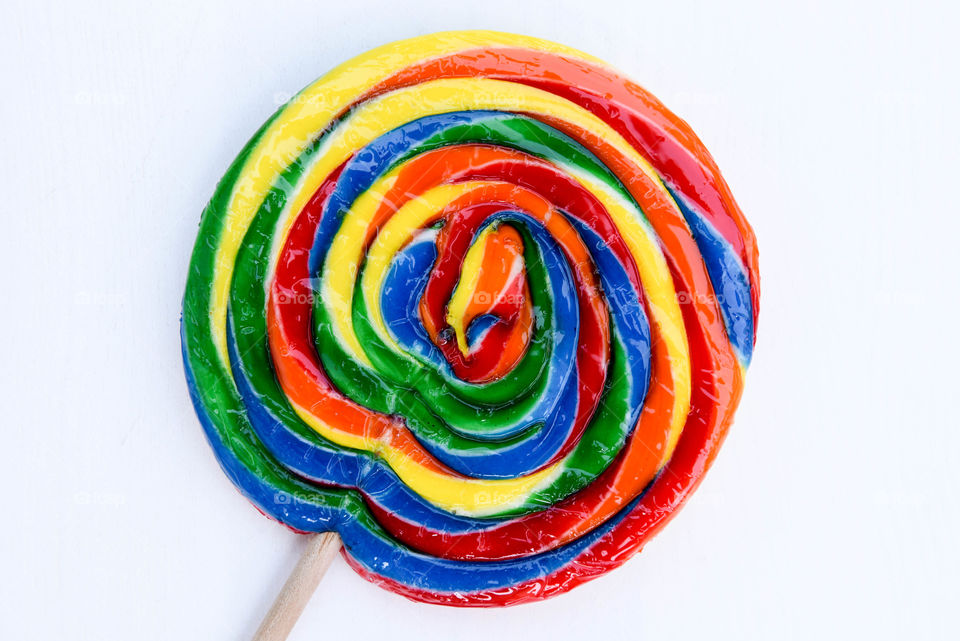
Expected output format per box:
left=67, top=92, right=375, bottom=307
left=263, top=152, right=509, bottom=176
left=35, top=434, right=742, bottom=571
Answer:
left=252, top=532, right=342, bottom=641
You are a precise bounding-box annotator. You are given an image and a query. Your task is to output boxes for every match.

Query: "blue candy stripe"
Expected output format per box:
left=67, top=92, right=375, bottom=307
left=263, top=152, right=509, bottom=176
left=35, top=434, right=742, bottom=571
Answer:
left=184, top=319, right=650, bottom=595
left=667, top=185, right=754, bottom=364
left=374, top=212, right=582, bottom=472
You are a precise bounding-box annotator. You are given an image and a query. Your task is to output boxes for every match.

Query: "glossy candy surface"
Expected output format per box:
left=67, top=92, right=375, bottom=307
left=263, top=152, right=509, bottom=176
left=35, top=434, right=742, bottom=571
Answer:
left=182, top=31, right=760, bottom=606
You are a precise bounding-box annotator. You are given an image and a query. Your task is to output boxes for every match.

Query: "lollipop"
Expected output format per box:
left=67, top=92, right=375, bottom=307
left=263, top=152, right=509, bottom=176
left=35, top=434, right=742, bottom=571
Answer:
left=181, top=30, right=759, bottom=631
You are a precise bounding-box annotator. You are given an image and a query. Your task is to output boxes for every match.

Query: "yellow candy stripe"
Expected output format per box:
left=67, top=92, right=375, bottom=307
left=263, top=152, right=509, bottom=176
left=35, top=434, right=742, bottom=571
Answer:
left=293, top=184, right=564, bottom=516
left=209, top=32, right=606, bottom=367
left=301, top=80, right=693, bottom=469
left=211, top=67, right=692, bottom=517
left=304, top=164, right=687, bottom=514
left=361, top=182, right=481, bottom=359
left=446, top=225, right=495, bottom=356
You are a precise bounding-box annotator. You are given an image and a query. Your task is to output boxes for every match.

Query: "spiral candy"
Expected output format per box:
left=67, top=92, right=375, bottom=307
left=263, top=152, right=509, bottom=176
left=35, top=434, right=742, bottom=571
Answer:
left=182, top=31, right=759, bottom=606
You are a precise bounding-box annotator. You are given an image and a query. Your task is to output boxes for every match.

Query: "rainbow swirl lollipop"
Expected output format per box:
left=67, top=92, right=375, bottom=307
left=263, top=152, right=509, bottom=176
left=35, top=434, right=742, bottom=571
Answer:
left=182, top=31, right=759, bottom=607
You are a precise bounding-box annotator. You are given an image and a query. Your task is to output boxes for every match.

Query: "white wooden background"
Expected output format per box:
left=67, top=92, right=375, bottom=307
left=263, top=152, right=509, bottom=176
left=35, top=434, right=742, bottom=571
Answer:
left=1, top=0, right=957, bottom=639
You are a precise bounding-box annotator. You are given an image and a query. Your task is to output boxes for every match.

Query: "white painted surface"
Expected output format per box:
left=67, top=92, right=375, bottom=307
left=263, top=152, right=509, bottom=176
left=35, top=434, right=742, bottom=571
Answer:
left=1, top=1, right=957, bottom=639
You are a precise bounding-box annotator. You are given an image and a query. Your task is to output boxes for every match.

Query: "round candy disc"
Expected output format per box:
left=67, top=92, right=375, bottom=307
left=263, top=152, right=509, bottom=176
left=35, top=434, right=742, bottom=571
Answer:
left=182, top=30, right=760, bottom=606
